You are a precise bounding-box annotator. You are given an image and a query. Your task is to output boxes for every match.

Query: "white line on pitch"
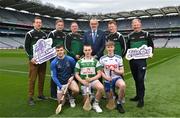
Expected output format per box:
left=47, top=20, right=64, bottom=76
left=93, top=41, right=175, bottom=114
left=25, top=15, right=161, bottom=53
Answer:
left=0, top=68, right=51, bottom=77
left=0, top=54, right=178, bottom=77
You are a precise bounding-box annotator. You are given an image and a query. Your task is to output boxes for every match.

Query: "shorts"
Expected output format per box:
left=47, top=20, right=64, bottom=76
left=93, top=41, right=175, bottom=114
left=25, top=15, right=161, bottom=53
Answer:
left=57, top=84, right=68, bottom=93
left=81, top=80, right=99, bottom=96
left=104, top=76, right=123, bottom=93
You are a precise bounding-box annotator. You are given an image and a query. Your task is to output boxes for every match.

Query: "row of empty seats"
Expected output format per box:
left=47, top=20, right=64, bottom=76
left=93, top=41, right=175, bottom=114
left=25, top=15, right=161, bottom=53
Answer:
left=153, top=38, right=168, bottom=48
left=0, top=36, right=179, bottom=49
left=153, top=38, right=180, bottom=48
left=166, top=38, right=180, bottom=48
left=0, top=8, right=180, bottom=31
left=0, top=42, right=14, bottom=49
left=0, top=37, right=24, bottom=49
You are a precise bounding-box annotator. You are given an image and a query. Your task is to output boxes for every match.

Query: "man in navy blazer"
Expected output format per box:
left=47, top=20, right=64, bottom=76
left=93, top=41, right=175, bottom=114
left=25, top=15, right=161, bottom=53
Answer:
left=83, top=18, right=106, bottom=59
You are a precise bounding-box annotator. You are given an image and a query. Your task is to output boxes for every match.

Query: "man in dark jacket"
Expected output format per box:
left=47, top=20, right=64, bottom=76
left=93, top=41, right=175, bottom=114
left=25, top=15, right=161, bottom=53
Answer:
left=127, top=18, right=154, bottom=108
left=25, top=16, right=47, bottom=105
left=83, top=18, right=106, bottom=60
left=64, top=22, right=83, bottom=61
left=106, top=20, right=126, bottom=57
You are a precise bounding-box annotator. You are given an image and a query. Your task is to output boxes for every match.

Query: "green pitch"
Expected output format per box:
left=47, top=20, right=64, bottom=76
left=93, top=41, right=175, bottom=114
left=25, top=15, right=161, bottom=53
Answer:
left=0, top=48, right=180, bottom=117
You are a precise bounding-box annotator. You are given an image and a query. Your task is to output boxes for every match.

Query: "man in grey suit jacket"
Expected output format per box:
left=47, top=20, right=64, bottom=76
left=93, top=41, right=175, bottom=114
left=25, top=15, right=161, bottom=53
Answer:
left=83, top=18, right=106, bottom=60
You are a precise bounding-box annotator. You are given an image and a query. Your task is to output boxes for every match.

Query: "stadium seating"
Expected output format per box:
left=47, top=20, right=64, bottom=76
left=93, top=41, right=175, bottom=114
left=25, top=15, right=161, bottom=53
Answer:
left=0, top=36, right=24, bottom=49
left=0, top=41, right=14, bottom=49
left=153, top=38, right=168, bottom=48
left=0, top=8, right=180, bottom=49
left=1, top=8, right=180, bottom=30
left=166, top=38, right=180, bottom=48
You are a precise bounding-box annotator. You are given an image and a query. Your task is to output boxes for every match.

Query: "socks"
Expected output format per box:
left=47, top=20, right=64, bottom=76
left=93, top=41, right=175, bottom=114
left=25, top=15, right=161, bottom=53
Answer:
left=117, top=100, right=122, bottom=104
left=94, top=98, right=99, bottom=104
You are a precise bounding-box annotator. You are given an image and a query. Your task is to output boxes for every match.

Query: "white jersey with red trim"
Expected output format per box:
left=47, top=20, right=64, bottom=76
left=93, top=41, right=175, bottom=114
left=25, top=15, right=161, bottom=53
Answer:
left=100, top=54, right=123, bottom=79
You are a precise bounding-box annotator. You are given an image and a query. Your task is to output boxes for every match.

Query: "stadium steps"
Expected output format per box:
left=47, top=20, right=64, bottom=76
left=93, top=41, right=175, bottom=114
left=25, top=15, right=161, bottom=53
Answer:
left=0, top=40, right=14, bottom=48
left=163, top=39, right=170, bottom=48
left=11, top=37, right=24, bottom=45
left=166, top=38, right=180, bottom=48
left=153, top=38, right=167, bottom=48
left=0, top=37, right=22, bottom=48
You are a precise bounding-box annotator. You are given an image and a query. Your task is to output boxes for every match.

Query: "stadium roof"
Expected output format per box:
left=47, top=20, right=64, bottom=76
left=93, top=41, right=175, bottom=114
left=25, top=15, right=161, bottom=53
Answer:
left=0, top=0, right=180, bottom=20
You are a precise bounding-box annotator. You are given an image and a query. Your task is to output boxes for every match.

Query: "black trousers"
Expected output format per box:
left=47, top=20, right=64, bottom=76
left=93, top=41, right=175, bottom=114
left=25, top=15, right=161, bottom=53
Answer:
left=50, top=58, right=57, bottom=98
left=129, top=59, right=147, bottom=100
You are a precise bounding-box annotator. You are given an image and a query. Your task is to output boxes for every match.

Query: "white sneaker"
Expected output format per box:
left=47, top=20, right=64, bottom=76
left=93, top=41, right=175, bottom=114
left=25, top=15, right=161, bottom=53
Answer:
left=69, top=98, right=76, bottom=108
left=93, top=102, right=102, bottom=113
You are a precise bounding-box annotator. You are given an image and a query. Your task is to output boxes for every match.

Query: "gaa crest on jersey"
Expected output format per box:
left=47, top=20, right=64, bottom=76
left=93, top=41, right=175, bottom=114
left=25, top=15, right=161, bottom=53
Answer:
left=66, top=61, right=70, bottom=67
left=42, top=36, right=46, bottom=39
left=57, top=63, right=62, bottom=69
left=34, top=36, right=39, bottom=39
left=140, top=36, right=145, bottom=39
left=104, top=59, right=108, bottom=62
left=33, top=38, right=57, bottom=64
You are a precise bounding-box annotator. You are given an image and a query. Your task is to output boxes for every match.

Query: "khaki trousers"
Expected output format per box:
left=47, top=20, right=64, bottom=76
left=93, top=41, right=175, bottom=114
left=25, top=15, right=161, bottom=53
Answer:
left=28, top=61, right=46, bottom=98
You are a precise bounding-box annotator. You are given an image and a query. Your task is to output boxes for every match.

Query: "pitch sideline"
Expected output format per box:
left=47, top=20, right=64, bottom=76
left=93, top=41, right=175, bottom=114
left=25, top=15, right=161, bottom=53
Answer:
left=0, top=54, right=178, bottom=77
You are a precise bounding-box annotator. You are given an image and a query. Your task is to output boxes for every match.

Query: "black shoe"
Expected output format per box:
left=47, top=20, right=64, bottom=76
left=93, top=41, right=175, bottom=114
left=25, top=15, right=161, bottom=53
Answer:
left=137, top=100, right=144, bottom=108
left=130, top=96, right=139, bottom=102
left=37, top=95, right=48, bottom=100
left=28, top=98, right=35, bottom=106
left=117, top=103, right=125, bottom=113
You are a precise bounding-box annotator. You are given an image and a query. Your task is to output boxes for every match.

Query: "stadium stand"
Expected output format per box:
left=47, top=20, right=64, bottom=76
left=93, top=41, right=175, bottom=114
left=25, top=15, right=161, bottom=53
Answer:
left=1, top=7, right=179, bottom=30
left=0, top=0, right=180, bottom=49
left=166, top=38, right=180, bottom=48
left=11, top=37, right=25, bottom=45
left=0, top=41, right=12, bottom=49
left=0, top=36, right=23, bottom=48
left=153, top=38, right=168, bottom=48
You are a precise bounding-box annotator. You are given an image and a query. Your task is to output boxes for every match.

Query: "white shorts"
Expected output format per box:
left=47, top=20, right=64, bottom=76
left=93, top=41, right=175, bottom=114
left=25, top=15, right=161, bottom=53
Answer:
left=57, top=84, right=68, bottom=93
left=81, top=80, right=99, bottom=96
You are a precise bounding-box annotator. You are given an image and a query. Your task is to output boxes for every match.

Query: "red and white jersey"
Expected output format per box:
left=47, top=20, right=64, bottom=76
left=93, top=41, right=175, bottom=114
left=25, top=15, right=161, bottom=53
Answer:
left=100, top=54, right=123, bottom=79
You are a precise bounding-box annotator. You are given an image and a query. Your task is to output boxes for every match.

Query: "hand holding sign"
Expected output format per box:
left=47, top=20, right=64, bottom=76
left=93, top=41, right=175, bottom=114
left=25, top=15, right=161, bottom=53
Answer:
left=30, top=58, right=37, bottom=65
left=33, top=38, right=57, bottom=64
left=126, top=45, right=153, bottom=60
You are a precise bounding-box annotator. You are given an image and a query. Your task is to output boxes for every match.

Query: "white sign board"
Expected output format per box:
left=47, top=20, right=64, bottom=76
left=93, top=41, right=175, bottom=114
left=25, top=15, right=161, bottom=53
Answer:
left=33, top=38, right=57, bottom=64
left=126, top=45, right=153, bottom=60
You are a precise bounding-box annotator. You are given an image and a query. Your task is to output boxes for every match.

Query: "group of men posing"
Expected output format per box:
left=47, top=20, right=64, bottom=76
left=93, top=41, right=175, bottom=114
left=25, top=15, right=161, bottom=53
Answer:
left=25, top=16, right=154, bottom=114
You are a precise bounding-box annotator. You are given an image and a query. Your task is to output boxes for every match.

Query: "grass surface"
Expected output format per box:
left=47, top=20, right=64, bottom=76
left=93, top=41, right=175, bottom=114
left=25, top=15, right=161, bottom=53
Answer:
left=0, top=48, right=180, bottom=117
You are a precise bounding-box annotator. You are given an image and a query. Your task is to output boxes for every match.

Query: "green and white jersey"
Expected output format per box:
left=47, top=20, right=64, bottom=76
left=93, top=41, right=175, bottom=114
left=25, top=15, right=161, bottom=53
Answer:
left=75, top=57, right=102, bottom=79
